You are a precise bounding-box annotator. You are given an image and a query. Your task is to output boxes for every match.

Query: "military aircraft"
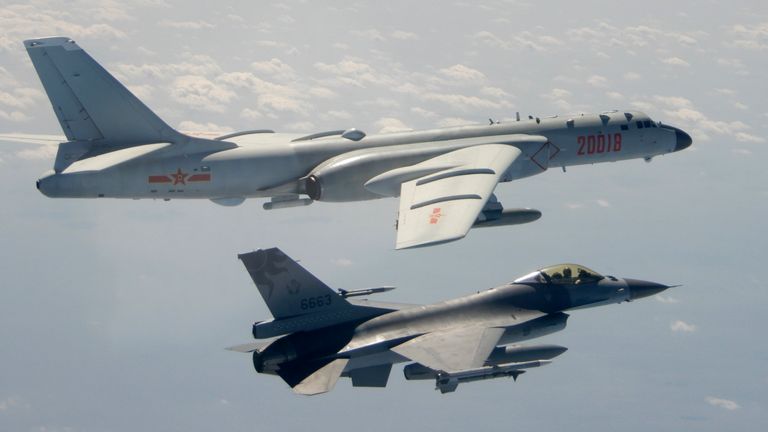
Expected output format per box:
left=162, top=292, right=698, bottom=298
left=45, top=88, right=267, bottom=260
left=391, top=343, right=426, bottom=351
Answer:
left=17, top=37, right=691, bottom=249
left=229, top=247, right=673, bottom=395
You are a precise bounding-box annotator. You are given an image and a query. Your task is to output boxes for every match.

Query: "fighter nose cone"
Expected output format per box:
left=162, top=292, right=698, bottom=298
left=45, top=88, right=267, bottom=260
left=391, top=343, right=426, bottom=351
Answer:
left=674, top=128, right=692, bottom=152
left=625, top=279, right=671, bottom=301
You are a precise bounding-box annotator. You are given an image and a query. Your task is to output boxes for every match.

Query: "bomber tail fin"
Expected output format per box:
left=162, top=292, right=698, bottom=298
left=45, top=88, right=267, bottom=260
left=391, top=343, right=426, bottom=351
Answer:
left=238, top=248, right=353, bottom=320
left=24, top=37, right=183, bottom=148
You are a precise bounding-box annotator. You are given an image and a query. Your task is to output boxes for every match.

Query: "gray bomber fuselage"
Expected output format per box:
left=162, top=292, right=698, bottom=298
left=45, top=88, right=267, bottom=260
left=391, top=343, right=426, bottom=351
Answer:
left=36, top=110, right=691, bottom=201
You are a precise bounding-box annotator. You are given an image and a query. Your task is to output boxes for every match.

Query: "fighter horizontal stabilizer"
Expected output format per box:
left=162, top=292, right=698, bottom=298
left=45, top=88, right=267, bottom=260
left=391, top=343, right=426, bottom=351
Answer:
left=278, top=358, right=349, bottom=396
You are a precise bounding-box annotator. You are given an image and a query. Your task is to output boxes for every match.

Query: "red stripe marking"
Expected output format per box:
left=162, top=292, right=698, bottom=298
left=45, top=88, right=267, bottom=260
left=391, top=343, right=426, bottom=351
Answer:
left=148, top=175, right=171, bottom=183
left=187, top=173, right=211, bottom=182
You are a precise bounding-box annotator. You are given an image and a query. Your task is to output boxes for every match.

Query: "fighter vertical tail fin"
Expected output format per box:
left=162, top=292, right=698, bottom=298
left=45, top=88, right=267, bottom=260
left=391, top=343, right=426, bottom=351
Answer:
left=24, top=37, right=183, bottom=147
left=238, top=248, right=352, bottom=319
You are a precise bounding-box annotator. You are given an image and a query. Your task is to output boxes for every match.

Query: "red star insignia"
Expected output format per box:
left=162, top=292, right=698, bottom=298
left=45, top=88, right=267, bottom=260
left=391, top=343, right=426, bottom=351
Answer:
left=171, top=168, right=188, bottom=185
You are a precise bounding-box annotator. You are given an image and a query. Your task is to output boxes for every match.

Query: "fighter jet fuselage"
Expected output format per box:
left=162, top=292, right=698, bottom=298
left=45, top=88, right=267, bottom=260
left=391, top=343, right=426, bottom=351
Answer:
left=232, top=249, right=671, bottom=394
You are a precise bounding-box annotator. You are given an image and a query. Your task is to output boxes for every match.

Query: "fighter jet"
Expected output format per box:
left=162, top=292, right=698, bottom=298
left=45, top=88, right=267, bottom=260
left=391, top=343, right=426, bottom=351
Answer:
left=229, top=247, right=673, bottom=395
left=18, top=37, right=691, bottom=249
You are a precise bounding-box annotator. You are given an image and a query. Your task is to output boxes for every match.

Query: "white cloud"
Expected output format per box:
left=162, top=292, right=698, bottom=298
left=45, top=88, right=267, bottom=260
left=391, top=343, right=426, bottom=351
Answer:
left=331, top=258, right=353, bottom=267
left=436, top=117, right=475, bottom=127
left=471, top=30, right=562, bottom=52
left=730, top=22, right=768, bottom=50
left=375, top=117, right=411, bottom=133
left=661, top=57, right=690, bottom=67
left=410, top=107, right=437, bottom=119
left=606, top=91, right=624, bottom=100
left=0, top=109, right=30, bottom=122
left=250, top=58, right=296, bottom=79
left=15, top=144, right=57, bottom=160
left=170, top=75, right=236, bottom=112
left=286, top=121, right=315, bottom=132
left=655, top=294, right=679, bottom=304
left=596, top=199, right=611, bottom=208
left=116, top=55, right=223, bottom=80
left=177, top=121, right=232, bottom=134
left=587, top=75, right=608, bottom=87
left=480, top=87, right=511, bottom=99
left=240, top=108, right=263, bottom=120
left=314, top=58, right=392, bottom=87
left=623, top=72, right=642, bottom=81
left=391, top=30, right=418, bottom=40
left=158, top=19, right=214, bottom=30
left=422, top=93, right=512, bottom=111
left=706, top=397, right=740, bottom=411
left=439, top=64, right=486, bottom=82
left=670, top=320, right=696, bottom=333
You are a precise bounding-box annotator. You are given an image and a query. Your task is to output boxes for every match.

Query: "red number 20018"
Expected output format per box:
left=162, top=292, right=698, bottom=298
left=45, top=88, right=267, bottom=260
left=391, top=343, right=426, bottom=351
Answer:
left=577, top=133, right=622, bottom=155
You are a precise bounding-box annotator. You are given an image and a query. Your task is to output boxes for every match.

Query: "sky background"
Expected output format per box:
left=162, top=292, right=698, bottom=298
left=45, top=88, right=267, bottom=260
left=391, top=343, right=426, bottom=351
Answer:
left=1, top=0, right=767, bottom=431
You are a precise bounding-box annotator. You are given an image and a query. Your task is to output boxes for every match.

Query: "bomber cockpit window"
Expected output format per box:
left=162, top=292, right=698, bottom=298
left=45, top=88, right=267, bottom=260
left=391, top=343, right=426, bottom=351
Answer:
left=538, top=264, right=603, bottom=285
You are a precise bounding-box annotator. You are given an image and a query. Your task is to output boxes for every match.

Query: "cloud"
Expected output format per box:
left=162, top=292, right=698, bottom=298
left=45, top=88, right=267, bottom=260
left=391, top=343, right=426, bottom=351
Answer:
left=436, top=117, right=475, bottom=127
left=655, top=294, right=679, bottom=304
left=250, top=58, right=296, bottom=80
left=314, top=58, right=392, bottom=87
left=730, top=22, right=768, bottom=50
left=471, top=30, right=563, bottom=52
left=623, top=72, right=642, bottom=81
left=375, top=117, right=411, bottom=133
left=422, top=93, right=512, bottom=111
left=158, top=19, right=214, bottom=30
left=706, top=397, right=740, bottom=411
left=439, top=64, right=486, bottom=82
left=670, top=320, right=696, bottom=333
left=170, top=75, right=236, bottom=112
left=0, top=109, right=30, bottom=122
left=595, top=199, right=611, bottom=208
left=331, top=258, right=353, bottom=267
left=391, top=30, right=418, bottom=40
left=217, top=72, right=311, bottom=115
left=587, top=75, right=608, bottom=87
left=115, top=55, right=223, bottom=80
left=177, top=121, right=232, bottom=134
left=662, top=57, right=690, bottom=67
left=15, top=144, right=57, bottom=160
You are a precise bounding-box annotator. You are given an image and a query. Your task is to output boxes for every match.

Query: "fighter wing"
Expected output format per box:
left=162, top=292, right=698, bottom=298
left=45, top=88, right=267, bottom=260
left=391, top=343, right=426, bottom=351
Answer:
left=391, top=326, right=506, bottom=372
left=395, top=144, right=522, bottom=249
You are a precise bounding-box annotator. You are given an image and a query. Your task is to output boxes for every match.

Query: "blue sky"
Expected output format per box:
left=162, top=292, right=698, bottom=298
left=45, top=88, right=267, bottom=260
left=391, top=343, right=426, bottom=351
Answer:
left=1, top=1, right=766, bottom=431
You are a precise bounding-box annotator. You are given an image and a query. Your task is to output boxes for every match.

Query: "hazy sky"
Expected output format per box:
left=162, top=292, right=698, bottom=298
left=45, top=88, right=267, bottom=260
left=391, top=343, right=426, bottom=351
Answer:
left=1, top=1, right=767, bottom=431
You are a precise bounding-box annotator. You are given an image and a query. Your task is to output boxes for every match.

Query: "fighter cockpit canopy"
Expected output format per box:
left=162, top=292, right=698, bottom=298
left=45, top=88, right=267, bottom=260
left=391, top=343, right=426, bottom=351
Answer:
left=514, top=264, right=604, bottom=285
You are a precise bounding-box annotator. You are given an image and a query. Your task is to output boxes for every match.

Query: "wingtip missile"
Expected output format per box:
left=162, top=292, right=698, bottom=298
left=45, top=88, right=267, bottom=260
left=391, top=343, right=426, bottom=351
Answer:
left=338, top=286, right=396, bottom=298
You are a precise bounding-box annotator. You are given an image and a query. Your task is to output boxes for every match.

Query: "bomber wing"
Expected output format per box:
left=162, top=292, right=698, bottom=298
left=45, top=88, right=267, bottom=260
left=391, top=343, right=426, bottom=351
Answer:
left=393, top=143, right=529, bottom=249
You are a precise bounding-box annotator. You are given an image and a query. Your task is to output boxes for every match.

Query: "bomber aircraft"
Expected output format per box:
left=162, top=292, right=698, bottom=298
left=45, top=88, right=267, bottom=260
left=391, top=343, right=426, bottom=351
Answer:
left=15, top=37, right=691, bottom=249
left=229, top=247, right=673, bottom=395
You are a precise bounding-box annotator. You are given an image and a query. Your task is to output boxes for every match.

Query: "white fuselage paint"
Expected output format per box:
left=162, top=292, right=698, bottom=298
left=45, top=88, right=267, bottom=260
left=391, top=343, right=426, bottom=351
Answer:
left=36, top=111, right=682, bottom=201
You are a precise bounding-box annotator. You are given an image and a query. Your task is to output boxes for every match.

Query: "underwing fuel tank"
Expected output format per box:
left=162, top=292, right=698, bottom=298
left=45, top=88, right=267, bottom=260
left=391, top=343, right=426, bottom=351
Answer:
left=472, top=208, right=542, bottom=228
